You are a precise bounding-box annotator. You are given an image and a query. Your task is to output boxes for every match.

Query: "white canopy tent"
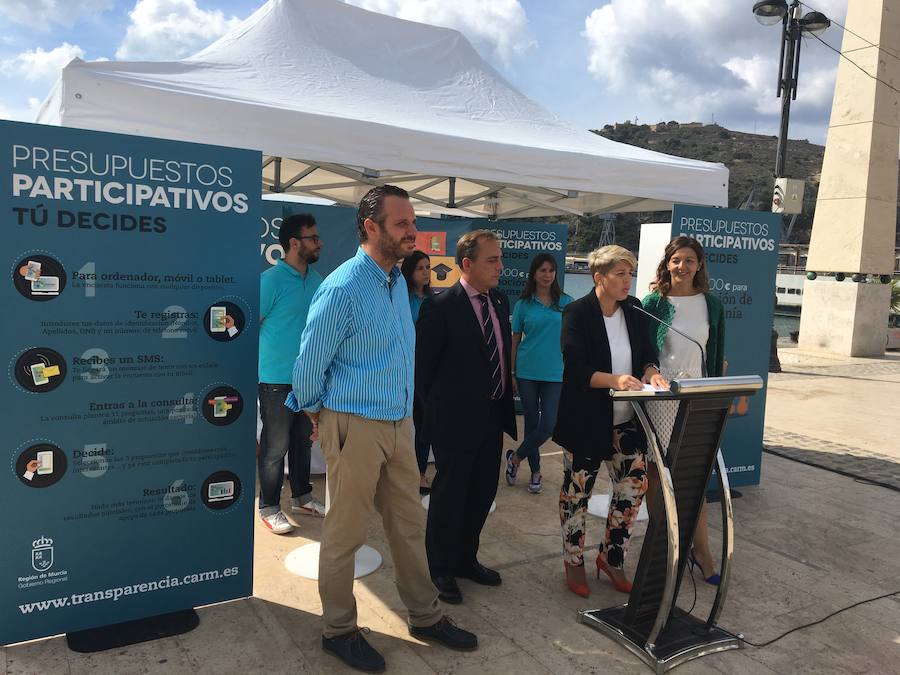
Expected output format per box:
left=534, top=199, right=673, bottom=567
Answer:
left=37, top=0, right=728, bottom=218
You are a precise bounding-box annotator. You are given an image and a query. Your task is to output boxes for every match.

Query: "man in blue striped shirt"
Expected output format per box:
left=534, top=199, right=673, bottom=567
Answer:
left=288, top=186, right=477, bottom=672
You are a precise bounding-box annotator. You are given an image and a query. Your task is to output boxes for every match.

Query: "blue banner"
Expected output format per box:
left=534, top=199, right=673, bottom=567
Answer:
left=672, top=204, right=781, bottom=487
left=488, top=222, right=568, bottom=309
left=1, top=121, right=260, bottom=644
left=258, top=199, right=566, bottom=307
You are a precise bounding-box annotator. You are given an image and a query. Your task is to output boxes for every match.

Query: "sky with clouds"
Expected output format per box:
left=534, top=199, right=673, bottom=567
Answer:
left=0, top=0, right=849, bottom=144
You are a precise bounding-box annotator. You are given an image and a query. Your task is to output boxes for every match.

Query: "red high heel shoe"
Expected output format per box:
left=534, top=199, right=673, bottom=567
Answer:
left=564, top=562, right=590, bottom=598
left=596, top=555, right=633, bottom=594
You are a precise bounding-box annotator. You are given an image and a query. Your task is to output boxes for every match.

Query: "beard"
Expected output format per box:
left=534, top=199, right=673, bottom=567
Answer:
left=377, top=228, right=416, bottom=262
left=303, top=251, right=320, bottom=264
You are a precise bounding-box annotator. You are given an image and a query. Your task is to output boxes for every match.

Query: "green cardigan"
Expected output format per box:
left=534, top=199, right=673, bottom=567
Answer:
left=641, top=291, right=725, bottom=377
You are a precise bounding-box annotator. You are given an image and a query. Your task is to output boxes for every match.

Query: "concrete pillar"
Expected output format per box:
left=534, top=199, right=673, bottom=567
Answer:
left=800, top=0, right=899, bottom=356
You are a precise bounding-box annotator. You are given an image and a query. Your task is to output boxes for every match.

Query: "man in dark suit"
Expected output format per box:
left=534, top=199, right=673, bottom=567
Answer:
left=416, top=229, right=517, bottom=604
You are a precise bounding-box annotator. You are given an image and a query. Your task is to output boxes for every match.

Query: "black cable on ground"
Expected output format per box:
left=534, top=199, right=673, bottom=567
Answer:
left=718, top=590, right=900, bottom=648
left=763, top=446, right=900, bottom=494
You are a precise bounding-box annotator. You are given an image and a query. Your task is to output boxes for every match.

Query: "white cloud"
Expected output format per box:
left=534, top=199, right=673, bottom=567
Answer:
left=344, top=0, right=534, bottom=64
left=0, top=0, right=113, bottom=29
left=582, top=0, right=847, bottom=134
left=2, top=42, right=84, bottom=82
left=0, top=96, right=42, bottom=122
left=115, top=0, right=243, bottom=60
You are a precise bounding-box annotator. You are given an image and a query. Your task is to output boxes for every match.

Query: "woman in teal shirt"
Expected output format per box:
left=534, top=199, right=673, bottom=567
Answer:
left=505, top=253, right=573, bottom=494
left=401, top=250, right=433, bottom=494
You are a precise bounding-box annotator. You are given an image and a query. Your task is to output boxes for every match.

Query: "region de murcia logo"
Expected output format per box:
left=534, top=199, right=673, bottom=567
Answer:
left=31, top=536, right=54, bottom=572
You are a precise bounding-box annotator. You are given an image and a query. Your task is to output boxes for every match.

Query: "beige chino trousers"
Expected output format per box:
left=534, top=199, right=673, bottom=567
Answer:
left=317, top=409, right=442, bottom=638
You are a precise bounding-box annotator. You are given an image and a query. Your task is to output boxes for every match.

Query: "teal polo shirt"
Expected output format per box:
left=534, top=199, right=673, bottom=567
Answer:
left=409, top=293, right=425, bottom=323
left=511, top=294, right=573, bottom=382
left=259, top=260, right=323, bottom=383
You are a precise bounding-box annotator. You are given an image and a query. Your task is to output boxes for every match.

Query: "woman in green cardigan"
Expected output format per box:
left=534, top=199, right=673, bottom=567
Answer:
left=642, top=235, right=724, bottom=584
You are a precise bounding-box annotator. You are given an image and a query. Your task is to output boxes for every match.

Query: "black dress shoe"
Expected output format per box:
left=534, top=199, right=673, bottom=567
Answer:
left=431, top=575, right=463, bottom=604
left=457, top=562, right=501, bottom=586
left=410, top=616, right=478, bottom=651
left=322, top=628, right=385, bottom=673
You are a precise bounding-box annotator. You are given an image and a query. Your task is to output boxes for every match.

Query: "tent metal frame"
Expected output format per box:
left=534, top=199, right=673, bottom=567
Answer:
left=261, top=154, right=678, bottom=220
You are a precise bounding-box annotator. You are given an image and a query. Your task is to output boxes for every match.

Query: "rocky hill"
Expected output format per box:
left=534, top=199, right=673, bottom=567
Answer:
left=564, top=120, right=899, bottom=252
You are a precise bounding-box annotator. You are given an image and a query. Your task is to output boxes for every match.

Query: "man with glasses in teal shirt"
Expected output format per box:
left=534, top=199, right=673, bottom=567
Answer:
left=258, top=213, right=325, bottom=535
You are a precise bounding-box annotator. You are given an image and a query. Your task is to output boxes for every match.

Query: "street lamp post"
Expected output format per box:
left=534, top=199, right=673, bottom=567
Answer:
left=752, top=0, right=830, bottom=371
left=752, top=0, right=831, bottom=178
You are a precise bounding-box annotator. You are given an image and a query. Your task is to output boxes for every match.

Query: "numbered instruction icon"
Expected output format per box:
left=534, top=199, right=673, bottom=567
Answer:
left=15, top=348, right=67, bottom=393
left=201, top=386, right=243, bottom=426
left=13, top=255, right=66, bottom=301
left=17, top=443, right=67, bottom=488
left=201, top=470, right=242, bottom=511
left=203, top=301, right=245, bottom=342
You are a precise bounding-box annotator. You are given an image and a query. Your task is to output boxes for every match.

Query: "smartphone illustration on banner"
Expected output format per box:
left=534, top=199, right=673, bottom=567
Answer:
left=212, top=396, right=229, bottom=417
left=30, top=363, right=49, bottom=385
left=36, top=451, right=54, bottom=475
left=25, top=260, right=41, bottom=281
left=210, top=306, right=227, bottom=332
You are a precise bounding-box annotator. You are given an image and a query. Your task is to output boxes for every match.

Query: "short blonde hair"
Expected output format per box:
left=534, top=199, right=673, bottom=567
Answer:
left=456, top=229, right=499, bottom=266
left=588, top=245, right=637, bottom=276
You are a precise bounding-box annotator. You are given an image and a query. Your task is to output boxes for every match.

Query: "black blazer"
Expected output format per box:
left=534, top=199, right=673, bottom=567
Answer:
left=415, top=282, right=517, bottom=445
left=552, top=291, right=659, bottom=460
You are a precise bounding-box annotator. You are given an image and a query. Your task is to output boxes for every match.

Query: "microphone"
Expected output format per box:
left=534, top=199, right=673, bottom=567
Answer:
left=626, top=298, right=707, bottom=378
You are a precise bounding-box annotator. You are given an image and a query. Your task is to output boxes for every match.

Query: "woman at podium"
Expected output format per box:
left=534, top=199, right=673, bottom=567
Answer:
left=642, top=235, right=725, bottom=584
left=553, top=245, right=666, bottom=597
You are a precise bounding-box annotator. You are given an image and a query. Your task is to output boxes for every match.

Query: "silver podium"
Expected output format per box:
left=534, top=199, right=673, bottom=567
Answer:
left=579, top=375, right=763, bottom=673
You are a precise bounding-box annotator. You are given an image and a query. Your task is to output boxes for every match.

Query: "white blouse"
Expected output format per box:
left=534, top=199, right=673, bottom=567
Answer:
left=603, top=307, right=634, bottom=426
left=660, top=294, right=709, bottom=379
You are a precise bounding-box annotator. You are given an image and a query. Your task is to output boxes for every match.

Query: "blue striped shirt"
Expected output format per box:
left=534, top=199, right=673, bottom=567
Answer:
left=286, top=247, right=415, bottom=421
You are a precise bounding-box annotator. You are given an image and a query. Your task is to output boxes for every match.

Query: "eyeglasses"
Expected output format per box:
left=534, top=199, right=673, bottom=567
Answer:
left=294, top=235, right=321, bottom=244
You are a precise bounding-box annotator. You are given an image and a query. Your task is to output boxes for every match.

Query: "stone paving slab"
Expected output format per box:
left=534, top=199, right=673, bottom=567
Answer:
left=764, top=428, right=900, bottom=491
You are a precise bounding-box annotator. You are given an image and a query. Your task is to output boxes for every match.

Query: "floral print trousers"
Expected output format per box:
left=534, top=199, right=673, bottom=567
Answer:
left=560, top=419, right=648, bottom=569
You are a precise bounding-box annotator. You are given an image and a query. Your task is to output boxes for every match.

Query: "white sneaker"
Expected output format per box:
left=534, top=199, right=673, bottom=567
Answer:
left=260, top=510, right=294, bottom=534
left=291, top=497, right=326, bottom=517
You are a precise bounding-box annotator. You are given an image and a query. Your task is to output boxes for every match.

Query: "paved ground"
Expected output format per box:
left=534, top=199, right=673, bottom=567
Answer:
left=5, top=347, right=900, bottom=674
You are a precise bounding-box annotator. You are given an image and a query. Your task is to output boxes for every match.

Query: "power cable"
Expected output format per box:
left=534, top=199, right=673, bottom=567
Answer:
left=808, top=33, right=900, bottom=97
left=799, top=1, right=900, bottom=63
left=719, top=590, right=900, bottom=647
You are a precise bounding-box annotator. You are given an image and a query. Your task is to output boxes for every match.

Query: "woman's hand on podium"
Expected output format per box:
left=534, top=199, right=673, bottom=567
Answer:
left=613, top=374, right=643, bottom=391
left=642, top=366, right=669, bottom=391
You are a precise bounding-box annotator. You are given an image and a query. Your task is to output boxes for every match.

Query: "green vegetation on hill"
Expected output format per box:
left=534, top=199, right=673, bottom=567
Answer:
left=559, top=120, right=899, bottom=253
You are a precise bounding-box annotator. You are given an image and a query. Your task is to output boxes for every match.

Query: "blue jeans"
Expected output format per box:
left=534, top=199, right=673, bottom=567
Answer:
left=514, top=378, right=562, bottom=474
left=258, top=383, right=313, bottom=515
